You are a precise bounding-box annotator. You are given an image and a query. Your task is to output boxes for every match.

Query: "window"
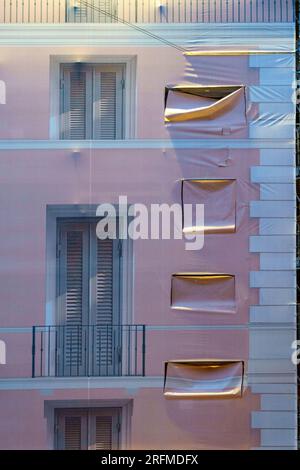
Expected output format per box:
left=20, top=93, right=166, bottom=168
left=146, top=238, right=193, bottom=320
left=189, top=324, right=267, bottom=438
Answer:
left=163, top=360, right=244, bottom=399
left=164, top=84, right=246, bottom=136
left=55, top=408, right=121, bottom=450
left=56, top=219, right=121, bottom=376
left=66, top=1, right=117, bottom=23
left=181, top=179, right=237, bottom=234
left=164, top=85, right=246, bottom=123
left=44, top=207, right=138, bottom=378
left=171, top=273, right=236, bottom=314
left=60, top=63, right=124, bottom=139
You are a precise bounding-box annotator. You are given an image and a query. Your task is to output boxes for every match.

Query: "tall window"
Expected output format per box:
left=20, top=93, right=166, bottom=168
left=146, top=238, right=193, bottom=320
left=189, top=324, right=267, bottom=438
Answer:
left=60, top=63, right=124, bottom=139
left=56, top=219, right=122, bottom=376
left=55, top=408, right=121, bottom=450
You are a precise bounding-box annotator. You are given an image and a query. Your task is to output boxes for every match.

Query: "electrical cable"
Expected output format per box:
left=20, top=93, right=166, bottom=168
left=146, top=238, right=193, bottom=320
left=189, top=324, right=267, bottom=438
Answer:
left=77, top=0, right=187, bottom=53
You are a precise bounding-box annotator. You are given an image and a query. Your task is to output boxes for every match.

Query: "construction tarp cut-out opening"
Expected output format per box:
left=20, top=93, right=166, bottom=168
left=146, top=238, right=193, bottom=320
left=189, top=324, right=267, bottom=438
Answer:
left=164, top=360, right=244, bottom=399
left=171, top=274, right=236, bottom=314
left=164, top=85, right=246, bottom=123
left=182, top=179, right=236, bottom=234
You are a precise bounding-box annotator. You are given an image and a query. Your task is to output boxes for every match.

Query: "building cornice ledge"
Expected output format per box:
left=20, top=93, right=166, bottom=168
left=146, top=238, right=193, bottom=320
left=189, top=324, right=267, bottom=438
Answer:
left=0, top=376, right=164, bottom=390
left=0, top=139, right=295, bottom=150
left=0, top=23, right=294, bottom=48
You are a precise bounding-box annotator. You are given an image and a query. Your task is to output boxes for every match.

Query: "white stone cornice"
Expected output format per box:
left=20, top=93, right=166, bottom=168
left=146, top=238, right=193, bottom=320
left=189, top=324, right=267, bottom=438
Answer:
left=0, top=376, right=164, bottom=390
left=0, top=23, right=294, bottom=48
left=0, top=372, right=296, bottom=390
left=0, top=139, right=295, bottom=150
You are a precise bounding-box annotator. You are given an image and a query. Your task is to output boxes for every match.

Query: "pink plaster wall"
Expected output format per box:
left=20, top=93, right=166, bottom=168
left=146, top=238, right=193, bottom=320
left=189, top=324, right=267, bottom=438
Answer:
left=0, top=389, right=261, bottom=450
left=0, top=46, right=261, bottom=449
left=0, top=147, right=259, bottom=331
left=0, top=46, right=185, bottom=140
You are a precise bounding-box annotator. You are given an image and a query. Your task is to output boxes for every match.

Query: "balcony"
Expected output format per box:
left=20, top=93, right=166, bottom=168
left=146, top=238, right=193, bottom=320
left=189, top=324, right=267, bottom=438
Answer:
left=0, top=0, right=294, bottom=24
left=31, top=324, right=146, bottom=378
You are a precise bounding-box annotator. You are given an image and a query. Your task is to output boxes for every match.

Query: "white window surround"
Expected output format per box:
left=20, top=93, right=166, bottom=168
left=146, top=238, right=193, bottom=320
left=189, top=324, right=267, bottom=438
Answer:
left=49, top=55, right=137, bottom=140
left=45, top=205, right=134, bottom=330
left=44, top=399, right=133, bottom=450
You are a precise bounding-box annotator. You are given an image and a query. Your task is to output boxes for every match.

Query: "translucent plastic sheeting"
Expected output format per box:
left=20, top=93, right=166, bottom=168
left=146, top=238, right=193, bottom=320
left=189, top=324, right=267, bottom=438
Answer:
left=165, top=85, right=245, bottom=122
left=0, top=29, right=296, bottom=449
left=249, top=85, right=295, bottom=104
left=184, top=21, right=295, bottom=52
left=185, top=51, right=295, bottom=60
left=163, top=360, right=244, bottom=399
left=171, top=274, right=236, bottom=314
left=165, top=85, right=247, bottom=136
left=165, top=51, right=295, bottom=140
left=182, top=179, right=236, bottom=234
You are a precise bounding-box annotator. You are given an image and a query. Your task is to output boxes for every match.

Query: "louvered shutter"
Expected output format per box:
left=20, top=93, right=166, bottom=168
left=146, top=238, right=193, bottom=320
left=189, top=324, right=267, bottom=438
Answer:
left=93, top=65, right=124, bottom=139
left=55, top=408, right=120, bottom=450
left=57, top=221, right=120, bottom=376
left=95, top=416, right=113, bottom=449
left=61, top=65, right=92, bottom=140
left=89, top=408, right=120, bottom=450
left=95, top=238, right=117, bottom=374
left=61, top=63, right=124, bottom=141
left=67, top=1, right=117, bottom=23
left=64, top=416, right=82, bottom=450
left=56, top=409, right=88, bottom=450
left=57, top=223, right=90, bottom=376
left=90, top=226, right=121, bottom=376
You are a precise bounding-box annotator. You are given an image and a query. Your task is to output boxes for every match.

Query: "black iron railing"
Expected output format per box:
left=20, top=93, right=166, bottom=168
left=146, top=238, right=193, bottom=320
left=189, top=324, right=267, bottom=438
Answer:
left=32, top=324, right=146, bottom=378
left=0, top=1, right=295, bottom=24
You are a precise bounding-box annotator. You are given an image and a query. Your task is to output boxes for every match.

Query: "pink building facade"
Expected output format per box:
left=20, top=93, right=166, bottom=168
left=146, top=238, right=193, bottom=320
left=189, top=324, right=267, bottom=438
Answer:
left=0, top=1, right=297, bottom=450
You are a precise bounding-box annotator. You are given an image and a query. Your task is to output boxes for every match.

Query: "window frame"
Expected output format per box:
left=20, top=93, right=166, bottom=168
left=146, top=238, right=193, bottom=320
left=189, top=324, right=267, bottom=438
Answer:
left=45, top=400, right=132, bottom=450
left=50, top=55, right=137, bottom=140
left=56, top=218, right=121, bottom=327
left=45, top=205, right=134, bottom=335
left=55, top=217, right=122, bottom=377
left=55, top=407, right=121, bottom=450
left=59, top=63, right=125, bottom=140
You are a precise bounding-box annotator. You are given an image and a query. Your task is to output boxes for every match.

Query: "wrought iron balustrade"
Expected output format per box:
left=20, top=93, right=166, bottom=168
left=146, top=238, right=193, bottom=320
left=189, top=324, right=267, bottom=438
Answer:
left=32, top=324, right=146, bottom=377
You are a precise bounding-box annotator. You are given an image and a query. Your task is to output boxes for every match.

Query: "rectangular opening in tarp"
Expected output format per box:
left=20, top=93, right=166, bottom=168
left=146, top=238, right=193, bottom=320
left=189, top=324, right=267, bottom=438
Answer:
left=164, top=85, right=247, bottom=136
left=182, top=179, right=236, bottom=234
left=171, top=274, right=236, bottom=314
left=164, top=360, right=244, bottom=399
left=164, top=85, right=246, bottom=122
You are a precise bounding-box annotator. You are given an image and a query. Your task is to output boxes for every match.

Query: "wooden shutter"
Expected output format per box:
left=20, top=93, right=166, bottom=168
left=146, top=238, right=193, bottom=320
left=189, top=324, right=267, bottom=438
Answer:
left=67, top=1, right=117, bottom=23
left=57, top=220, right=120, bottom=376
left=65, top=416, right=82, bottom=450
left=60, top=64, right=92, bottom=140
left=56, top=409, right=88, bottom=450
left=57, top=223, right=90, bottom=376
left=60, top=63, right=124, bottom=140
left=95, top=416, right=113, bottom=449
left=89, top=408, right=120, bottom=450
left=90, top=225, right=121, bottom=375
left=55, top=408, right=120, bottom=450
left=93, top=65, right=124, bottom=139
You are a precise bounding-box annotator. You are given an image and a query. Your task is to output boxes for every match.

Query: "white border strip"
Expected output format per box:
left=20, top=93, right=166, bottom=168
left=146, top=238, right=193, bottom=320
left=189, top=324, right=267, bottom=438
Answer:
left=0, top=139, right=295, bottom=150
left=0, top=23, right=295, bottom=48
